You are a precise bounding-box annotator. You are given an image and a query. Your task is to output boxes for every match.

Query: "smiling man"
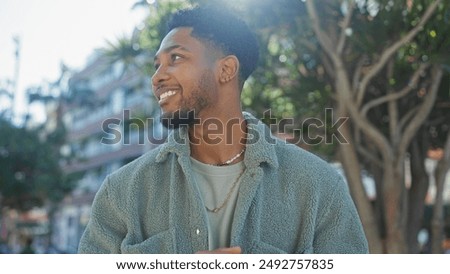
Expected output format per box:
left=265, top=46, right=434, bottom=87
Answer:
left=78, top=5, right=368, bottom=254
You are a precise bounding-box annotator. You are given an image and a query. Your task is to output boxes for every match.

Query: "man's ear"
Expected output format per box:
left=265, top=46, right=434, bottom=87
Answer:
left=218, top=55, right=239, bottom=84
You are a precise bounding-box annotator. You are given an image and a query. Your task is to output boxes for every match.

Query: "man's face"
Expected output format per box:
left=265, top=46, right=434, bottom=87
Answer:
left=152, top=27, right=219, bottom=128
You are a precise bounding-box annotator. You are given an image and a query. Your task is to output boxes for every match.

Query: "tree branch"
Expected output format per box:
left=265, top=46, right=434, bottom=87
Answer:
left=398, top=105, right=420, bottom=131
left=398, top=65, right=444, bottom=160
left=361, top=63, right=430, bottom=117
left=356, top=0, right=442, bottom=107
left=320, top=52, right=335, bottom=79
left=357, top=143, right=383, bottom=168
left=352, top=55, right=367, bottom=92
left=338, top=68, right=394, bottom=161
left=386, top=59, right=399, bottom=143
left=353, top=127, right=383, bottom=168
left=305, top=0, right=337, bottom=60
left=354, top=124, right=383, bottom=171
left=307, top=0, right=393, bottom=161
left=298, top=38, right=317, bottom=52
left=337, top=0, right=355, bottom=55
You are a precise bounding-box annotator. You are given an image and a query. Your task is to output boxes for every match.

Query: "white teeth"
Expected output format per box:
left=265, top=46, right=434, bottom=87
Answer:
left=159, top=90, right=177, bottom=101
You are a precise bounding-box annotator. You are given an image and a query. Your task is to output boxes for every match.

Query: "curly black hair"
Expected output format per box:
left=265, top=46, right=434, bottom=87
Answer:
left=167, top=5, right=259, bottom=84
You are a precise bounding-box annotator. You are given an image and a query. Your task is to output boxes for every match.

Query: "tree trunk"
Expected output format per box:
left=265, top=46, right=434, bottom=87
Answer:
left=383, top=161, right=408, bottom=253
left=431, top=132, right=450, bottom=253
left=304, top=0, right=444, bottom=255
left=431, top=161, right=447, bottom=253
left=406, top=137, right=429, bottom=253
left=336, top=104, right=383, bottom=253
left=365, top=151, right=387, bottom=251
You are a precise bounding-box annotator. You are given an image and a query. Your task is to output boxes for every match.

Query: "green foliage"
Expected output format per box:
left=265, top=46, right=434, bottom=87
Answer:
left=138, top=0, right=192, bottom=75
left=100, top=35, right=144, bottom=77
left=101, top=1, right=192, bottom=78
left=348, top=0, right=450, bottom=150
left=0, top=117, right=75, bottom=211
left=224, top=0, right=336, bottom=157
left=121, top=0, right=449, bottom=160
left=238, top=0, right=448, bottom=158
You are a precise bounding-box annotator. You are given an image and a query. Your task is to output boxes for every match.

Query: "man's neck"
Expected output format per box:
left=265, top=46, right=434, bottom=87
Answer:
left=188, top=111, right=247, bottom=166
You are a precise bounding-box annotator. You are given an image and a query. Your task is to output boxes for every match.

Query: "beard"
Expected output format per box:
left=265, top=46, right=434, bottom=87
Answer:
left=160, top=109, right=198, bottom=129
left=160, top=70, right=216, bottom=129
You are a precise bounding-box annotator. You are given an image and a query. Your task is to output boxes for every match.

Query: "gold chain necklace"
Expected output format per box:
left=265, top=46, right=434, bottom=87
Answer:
left=205, top=168, right=245, bottom=213
left=215, top=148, right=246, bottom=166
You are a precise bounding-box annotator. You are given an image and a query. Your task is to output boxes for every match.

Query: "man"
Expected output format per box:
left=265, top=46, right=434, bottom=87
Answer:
left=78, top=5, right=368, bottom=254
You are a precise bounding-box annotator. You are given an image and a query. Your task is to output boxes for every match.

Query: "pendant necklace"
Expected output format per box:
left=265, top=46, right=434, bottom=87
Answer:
left=205, top=168, right=245, bottom=213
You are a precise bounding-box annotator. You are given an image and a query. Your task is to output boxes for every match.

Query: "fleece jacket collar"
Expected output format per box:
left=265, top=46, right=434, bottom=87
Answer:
left=155, top=112, right=279, bottom=169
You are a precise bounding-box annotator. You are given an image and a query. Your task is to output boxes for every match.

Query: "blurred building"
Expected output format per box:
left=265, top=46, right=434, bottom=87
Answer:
left=49, top=53, right=162, bottom=253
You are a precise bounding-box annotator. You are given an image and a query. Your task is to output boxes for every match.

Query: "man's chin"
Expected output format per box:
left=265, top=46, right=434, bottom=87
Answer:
left=160, top=110, right=199, bottom=129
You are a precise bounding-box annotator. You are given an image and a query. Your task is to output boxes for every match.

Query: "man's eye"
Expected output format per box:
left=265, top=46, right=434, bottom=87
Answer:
left=171, top=54, right=182, bottom=62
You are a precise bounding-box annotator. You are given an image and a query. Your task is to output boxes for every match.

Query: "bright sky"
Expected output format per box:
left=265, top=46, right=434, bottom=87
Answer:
left=0, top=0, right=148, bottom=122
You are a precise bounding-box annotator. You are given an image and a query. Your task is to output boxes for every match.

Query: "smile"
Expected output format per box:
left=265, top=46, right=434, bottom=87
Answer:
left=159, top=90, right=178, bottom=103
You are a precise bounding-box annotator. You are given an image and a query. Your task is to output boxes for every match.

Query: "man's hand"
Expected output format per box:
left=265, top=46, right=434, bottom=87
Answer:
left=195, top=246, right=242, bottom=254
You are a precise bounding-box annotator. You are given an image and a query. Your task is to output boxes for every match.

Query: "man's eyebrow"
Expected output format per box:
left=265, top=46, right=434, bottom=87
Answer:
left=153, top=45, right=190, bottom=62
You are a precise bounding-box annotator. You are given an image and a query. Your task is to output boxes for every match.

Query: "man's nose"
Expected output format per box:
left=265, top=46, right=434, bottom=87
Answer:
left=151, top=65, right=170, bottom=87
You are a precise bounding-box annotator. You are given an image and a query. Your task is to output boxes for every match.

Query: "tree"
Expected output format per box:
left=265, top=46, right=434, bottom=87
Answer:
left=0, top=117, right=74, bottom=211
left=106, top=0, right=450, bottom=252
left=304, top=0, right=448, bottom=253
left=130, top=0, right=191, bottom=76
left=217, top=0, right=449, bottom=252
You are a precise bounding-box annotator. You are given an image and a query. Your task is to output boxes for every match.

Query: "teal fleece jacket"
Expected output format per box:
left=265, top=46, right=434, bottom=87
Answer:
left=78, top=113, right=368, bottom=253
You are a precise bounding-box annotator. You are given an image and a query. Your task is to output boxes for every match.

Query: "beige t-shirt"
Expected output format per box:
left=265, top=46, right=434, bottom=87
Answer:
left=190, top=157, right=245, bottom=250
